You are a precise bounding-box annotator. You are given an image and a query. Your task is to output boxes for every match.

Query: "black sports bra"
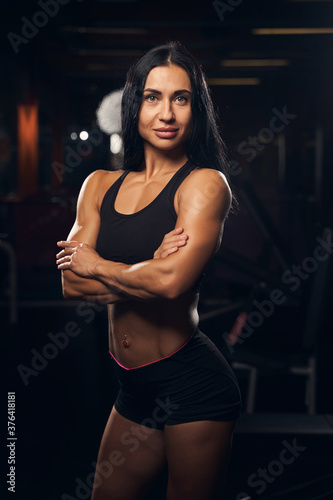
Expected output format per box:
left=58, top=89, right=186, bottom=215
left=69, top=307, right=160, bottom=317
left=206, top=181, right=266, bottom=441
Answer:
left=96, top=159, right=205, bottom=293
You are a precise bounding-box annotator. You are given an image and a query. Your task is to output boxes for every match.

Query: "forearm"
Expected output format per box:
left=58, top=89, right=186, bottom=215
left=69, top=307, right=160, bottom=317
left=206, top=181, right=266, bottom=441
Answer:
left=57, top=228, right=190, bottom=301
left=61, top=269, right=131, bottom=303
left=93, top=258, right=175, bottom=300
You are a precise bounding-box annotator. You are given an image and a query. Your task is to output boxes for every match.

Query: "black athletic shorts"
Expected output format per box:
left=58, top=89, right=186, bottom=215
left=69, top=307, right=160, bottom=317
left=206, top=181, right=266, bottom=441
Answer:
left=110, top=328, right=242, bottom=430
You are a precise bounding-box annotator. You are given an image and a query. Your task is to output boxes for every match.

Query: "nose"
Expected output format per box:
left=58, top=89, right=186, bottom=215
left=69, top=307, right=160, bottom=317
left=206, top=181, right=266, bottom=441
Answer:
left=159, top=99, right=174, bottom=122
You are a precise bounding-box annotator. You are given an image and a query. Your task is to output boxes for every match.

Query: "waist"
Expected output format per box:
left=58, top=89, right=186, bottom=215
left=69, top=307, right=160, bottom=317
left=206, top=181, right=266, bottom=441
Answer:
left=107, top=293, right=199, bottom=365
left=109, top=327, right=239, bottom=388
left=109, top=328, right=196, bottom=371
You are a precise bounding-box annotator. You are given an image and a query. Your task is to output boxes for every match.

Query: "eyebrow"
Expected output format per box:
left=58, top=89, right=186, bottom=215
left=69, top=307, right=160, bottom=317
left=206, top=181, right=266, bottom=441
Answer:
left=143, top=88, right=192, bottom=95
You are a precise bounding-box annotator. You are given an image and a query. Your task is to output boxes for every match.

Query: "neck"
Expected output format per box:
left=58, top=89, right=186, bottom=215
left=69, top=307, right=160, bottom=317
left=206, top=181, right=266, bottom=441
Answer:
left=139, top=143, right=188, bottom=179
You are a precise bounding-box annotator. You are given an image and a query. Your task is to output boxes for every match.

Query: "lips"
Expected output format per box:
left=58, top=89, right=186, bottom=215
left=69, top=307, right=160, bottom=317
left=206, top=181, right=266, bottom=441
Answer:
left=153, top=128, right=179, bottom=138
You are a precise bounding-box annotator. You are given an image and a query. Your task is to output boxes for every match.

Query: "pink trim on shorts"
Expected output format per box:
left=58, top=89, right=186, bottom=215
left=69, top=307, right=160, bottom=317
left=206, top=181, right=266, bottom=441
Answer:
left=109, top=334, right=193, bottom=371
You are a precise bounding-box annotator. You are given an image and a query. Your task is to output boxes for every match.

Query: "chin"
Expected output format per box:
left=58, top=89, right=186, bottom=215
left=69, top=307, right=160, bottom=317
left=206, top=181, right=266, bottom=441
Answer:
left=154, top=136, right=188, bottom=147
left=156, top=143, right=186, bottom=152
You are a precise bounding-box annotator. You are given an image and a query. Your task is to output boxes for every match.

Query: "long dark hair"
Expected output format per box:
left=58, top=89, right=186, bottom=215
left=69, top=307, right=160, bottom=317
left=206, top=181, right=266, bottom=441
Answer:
left=119, top=41, right=230, bottom=179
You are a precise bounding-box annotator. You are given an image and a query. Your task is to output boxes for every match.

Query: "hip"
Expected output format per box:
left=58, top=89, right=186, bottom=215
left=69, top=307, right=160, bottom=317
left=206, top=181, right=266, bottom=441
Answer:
left=110, top=327, right=240, bottom=391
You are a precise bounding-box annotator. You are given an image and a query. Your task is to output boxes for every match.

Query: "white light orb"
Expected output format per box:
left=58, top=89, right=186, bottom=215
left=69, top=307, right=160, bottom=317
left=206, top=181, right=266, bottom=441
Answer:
left=79, top=131, right=89, bottom=141
left=96, top=89, right=123, bottom=135
left=110, top=133, right=123, bottom=154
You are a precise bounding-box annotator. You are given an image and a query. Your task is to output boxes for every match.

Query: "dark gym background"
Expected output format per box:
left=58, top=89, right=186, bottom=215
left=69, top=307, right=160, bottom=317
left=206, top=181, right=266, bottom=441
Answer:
left=1, top=1, right=333, bottom=499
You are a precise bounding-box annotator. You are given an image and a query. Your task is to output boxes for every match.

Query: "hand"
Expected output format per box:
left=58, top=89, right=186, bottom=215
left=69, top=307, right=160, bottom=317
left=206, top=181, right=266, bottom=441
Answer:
left=153, top=227, right=188, bottom=259
left=56, top=241, right=103, bottom=278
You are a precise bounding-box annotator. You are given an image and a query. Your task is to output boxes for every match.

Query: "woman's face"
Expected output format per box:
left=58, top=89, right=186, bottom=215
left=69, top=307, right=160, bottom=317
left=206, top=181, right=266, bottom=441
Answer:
left=138, top=64, right=193, bottom=154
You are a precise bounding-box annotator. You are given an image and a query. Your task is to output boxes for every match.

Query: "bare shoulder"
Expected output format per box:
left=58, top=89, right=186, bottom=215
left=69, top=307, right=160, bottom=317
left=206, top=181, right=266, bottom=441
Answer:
left=188, top=167, right=231, bottom=193
left=178, top=166, right=232, bottom=216
left=79, top=169, right=125, bottom=209
left=82, top=168, right=123, bottom=190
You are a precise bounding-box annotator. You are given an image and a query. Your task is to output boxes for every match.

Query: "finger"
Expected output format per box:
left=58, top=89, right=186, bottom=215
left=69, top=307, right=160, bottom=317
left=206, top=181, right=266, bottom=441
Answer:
left=160, top=240, right=186, bottom=254
left=162, top=233, right=188, bottom=247
left=57, top=240, right=78, bottom=248
left=172, top=238, right=187, bottom=247
left=160, top=246, right=179, bottom=258
left=169, top=246, right=179, bottom=253
left=165, top=236, right=188, bottom=246
left=56, top=245, right=77, bottom=258
left=56, top=249, right=68, bottom=259
left=56, top=254, right=72, bottom=265
left=176, top=234, right=188, bottom=241
left=164, top=227, right=184, bottom=238
left=57, top=262, right=70, bottom=270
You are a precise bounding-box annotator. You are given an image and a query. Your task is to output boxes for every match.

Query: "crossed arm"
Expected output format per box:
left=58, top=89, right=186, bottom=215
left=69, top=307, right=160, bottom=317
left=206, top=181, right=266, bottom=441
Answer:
left=56, top=168, right=231, bottom=302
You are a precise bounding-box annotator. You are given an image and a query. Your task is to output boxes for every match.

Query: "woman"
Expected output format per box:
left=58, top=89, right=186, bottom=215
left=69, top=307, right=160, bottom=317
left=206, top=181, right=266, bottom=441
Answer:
left=56, top=41, right=241, bottom=500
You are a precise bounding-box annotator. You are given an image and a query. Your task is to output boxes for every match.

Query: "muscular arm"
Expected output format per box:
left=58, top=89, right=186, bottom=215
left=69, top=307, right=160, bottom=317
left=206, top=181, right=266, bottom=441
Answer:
left=90, top=169, right=232, bottom=300
left=58, top=170, right=189, bottom=303
left=60, top=170, right=130, bottom=303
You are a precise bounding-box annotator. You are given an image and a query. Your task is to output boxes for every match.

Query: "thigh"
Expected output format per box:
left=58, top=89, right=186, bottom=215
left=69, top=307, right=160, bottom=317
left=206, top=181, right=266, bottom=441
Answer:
left=91, top=406, right=166, bottom=500
left=164, top=419, right=237, bottom=500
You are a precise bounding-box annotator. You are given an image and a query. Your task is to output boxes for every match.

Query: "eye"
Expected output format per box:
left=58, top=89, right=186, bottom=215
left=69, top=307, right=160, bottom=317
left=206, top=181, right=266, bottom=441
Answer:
left=175, top=96, right=188, bottom=104
left=145, top=95, right=158, bottom=102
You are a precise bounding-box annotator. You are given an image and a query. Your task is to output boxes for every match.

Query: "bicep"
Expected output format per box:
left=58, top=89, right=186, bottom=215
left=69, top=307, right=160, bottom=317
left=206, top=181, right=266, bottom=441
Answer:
left=164, top=170, right=231, bottom=294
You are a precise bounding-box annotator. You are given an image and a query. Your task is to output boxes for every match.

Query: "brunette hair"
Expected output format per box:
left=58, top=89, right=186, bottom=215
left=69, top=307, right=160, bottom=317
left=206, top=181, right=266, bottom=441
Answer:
left=119, top=41, right=230, bottom=181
